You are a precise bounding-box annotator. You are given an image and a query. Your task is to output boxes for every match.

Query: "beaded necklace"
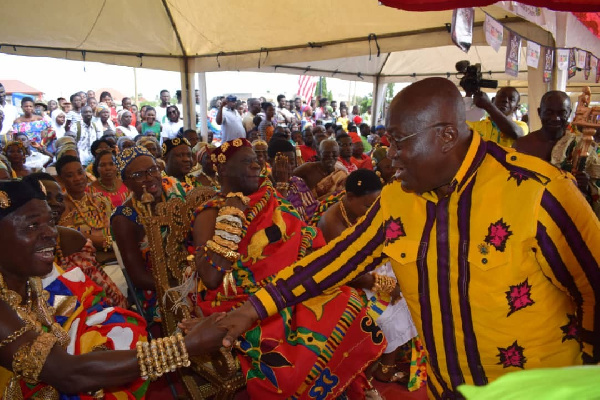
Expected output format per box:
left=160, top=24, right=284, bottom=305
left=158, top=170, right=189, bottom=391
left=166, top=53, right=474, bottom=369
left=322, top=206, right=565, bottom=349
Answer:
left=339, top=198, right=355, bottom=228
left=98, top=178, right=118, bottom=193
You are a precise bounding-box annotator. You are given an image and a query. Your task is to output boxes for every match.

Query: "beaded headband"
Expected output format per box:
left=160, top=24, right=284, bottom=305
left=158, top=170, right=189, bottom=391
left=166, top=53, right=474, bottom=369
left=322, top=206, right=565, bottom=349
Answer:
left=116, top=145, right=154, bottom=179
left=210, top=138, right=252, bottom=172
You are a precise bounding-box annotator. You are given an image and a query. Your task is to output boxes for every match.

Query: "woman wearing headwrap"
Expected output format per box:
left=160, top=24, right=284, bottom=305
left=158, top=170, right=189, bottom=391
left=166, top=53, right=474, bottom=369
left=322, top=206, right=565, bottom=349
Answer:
left=117, top=136, right=136, bottom=152
left=0, top=179, right=229, bottom=399
left=111, top=146, right=187, bottom=322
left=51, top=109, right=67, bottom=140
left=192, top=143, right=220, bottom=190
left=93, top=102, right=116, bottom=133
left=136, top=135, right=165, bottom=171
left=115, top=110, right=137, bottom=139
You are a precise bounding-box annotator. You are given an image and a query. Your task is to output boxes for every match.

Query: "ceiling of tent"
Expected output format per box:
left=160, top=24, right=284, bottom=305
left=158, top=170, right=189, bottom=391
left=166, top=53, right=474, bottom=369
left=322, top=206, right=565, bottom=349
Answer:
left=0, top=0, right=517, bottom=72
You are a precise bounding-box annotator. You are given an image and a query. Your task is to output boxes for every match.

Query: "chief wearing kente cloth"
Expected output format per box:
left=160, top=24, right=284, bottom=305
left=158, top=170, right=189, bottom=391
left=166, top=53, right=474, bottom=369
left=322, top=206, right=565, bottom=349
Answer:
left=216, top=79, right=600, bottom=399
left=0, top=179, right=234, bottom=398
left=188, top=138, right=385, bottom=399
left=111, top=146, right=187, bottom=322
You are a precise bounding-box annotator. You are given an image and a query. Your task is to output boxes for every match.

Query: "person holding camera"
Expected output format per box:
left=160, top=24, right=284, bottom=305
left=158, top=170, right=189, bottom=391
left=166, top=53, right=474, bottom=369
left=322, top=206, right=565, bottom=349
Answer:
left=468, top=86, right=528, bottom=147
left=216, top=95, right=245, bottom=142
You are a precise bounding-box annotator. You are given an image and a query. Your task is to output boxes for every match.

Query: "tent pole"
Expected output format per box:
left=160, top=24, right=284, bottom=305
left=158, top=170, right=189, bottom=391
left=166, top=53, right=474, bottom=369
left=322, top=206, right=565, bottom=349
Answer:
left=133, top=67, right=138, bottom=105
left=180, top=57, right=194, bottom=130
left=553, top=13, right=569, bottom=91
left=197, top=72, right=209, bottom=142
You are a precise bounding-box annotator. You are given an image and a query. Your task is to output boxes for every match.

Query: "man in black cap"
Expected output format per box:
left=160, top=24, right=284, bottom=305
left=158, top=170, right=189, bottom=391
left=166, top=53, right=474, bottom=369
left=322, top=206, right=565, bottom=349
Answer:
left=216, top=95, right=245, bottom=142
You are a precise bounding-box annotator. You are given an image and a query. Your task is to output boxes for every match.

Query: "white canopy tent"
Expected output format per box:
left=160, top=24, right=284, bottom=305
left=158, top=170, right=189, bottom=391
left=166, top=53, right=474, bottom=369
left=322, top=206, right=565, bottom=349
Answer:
left=1, top=0, right=598, bottom=133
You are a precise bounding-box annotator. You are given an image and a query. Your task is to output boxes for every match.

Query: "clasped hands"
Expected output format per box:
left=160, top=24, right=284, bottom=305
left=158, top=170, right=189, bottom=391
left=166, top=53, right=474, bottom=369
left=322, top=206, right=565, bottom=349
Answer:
left=178, top=301, right=259, bottom=356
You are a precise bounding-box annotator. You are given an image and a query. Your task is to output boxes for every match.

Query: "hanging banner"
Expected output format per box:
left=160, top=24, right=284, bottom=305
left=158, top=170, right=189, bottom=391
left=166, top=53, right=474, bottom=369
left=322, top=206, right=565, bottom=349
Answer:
left=513, top=4, right=545, bottom=26
left=505, top=31, right=521, bottom=77
left=557, top=48, right=570, bottom=70
left=591, top=56, right=598, bottom=83
left=568, top=49, right=577, bottom=79
left=577, top=49, right=587, bottom=69
left=526, top=41, right=541, bottom=68
left=484, top=14, right=504, bottom=52
left=543, top=47, right=554, bottom=83
left=451, top=8, right=474, bottom=53
left=584, top=52, right=591, bottom=80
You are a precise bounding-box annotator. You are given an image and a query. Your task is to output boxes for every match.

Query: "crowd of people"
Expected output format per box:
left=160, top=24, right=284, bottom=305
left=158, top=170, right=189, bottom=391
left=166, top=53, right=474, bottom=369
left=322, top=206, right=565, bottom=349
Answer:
left=0, top=77, right=597, bottom=399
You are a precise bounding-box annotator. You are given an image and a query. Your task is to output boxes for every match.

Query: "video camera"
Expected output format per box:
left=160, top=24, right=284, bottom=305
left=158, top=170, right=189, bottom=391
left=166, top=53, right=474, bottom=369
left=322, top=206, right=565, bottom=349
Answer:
left=455, top=60, right=498, bottom=94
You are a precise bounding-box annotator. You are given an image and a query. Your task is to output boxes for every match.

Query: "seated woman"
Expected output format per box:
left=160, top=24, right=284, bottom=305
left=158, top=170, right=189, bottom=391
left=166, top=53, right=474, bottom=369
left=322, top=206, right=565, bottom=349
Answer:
left=56, top=155, right=114, bottom=261
left=89, top=150, right=131, bottom=207
left=314, top=169, right=424, bottom=390
left=111, top=146, right=187, bottom=322
left=0, top=179, right=225, bottom=398
left=3, top=141, right=32, bottom=177
left=23, top=172, right=127, bottom=309
left=188, top=139, right=385, bottom=398
left=192, top=144, right=220, bottom=190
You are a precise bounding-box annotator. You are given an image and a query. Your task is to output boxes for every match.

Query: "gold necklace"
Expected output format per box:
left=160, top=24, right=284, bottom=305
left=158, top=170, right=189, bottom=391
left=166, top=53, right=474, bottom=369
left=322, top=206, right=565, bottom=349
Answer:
left=98, top=178, right=118, bottom=193
left=339, top=199, right=354, bottom=228
left=200, top=170, right=220, bottom=188
left=66, top=193, right=106, bottom=229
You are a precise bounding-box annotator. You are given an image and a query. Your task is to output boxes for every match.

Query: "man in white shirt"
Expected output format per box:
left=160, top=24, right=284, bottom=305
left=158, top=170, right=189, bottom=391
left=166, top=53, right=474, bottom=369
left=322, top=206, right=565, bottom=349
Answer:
left=161, top=105, right=183, bottom=142
left=275, top=94, right=293, bottom=126
left=0, top=83, right=19, bottom=142
left=156, top=89, right=170, bottom=123
left=69, top=105, right=101, bottom=165
left=216, top=95, right=246, bottom=142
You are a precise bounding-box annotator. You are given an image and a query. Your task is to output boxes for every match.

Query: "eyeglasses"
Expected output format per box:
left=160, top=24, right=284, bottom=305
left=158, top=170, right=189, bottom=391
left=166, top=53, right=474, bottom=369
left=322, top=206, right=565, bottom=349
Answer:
left=389, top=132, right=419, bottom=148
left=127, top=165, right=161, bottom=182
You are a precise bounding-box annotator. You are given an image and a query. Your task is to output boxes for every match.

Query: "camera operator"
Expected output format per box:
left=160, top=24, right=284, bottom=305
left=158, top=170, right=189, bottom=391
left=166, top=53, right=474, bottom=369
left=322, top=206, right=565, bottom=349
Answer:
left=216, top=94, right=246, bottom=142
left=468, top=87, right=528, bottom=147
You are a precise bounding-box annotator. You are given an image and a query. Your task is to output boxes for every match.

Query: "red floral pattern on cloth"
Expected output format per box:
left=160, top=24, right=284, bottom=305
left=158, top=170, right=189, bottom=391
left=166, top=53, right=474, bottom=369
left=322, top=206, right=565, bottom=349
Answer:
left=497, top=340, right=527, bottom=369
left=505, top=278, right=534, bottom=317
left=484, top=218, right=513, bottom=252
left=58, top=239, right=128, bottom=308
left=384, top=217, right=406, bottom=245
left=560, top=314, right=580, bottom=343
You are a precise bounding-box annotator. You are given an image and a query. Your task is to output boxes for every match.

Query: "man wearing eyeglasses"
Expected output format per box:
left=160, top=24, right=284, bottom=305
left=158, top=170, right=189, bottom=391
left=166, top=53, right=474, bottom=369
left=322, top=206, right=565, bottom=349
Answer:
left=215, top=78, right=600, bottom=399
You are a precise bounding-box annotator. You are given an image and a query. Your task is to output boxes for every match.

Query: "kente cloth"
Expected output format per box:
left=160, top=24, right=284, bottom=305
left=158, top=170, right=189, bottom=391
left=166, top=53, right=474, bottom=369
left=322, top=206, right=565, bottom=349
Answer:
left=88, top=181, right=131, bottom=208
left=192, top=180, right=385, bottom=399
left=59, top=192, right=113, bottom=243
left=310, top=193, right=426, bottom=392
left=249, top=133, right=600, bottom=399
left=111, top=177, right=186, bottom=322
left=0, top=265, right=148, bottom=399
left=286, top=176, right=319, bottom=222
left=314, top=169, right=348, bottom=200
left=467, top=117, right=529, bottom=148
left=57, top=238, right=128, bottom=309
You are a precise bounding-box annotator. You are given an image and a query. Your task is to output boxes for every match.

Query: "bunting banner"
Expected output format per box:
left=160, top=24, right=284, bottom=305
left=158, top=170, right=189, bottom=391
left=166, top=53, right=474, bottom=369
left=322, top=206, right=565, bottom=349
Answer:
left=526, top=41, right=541, bottom=68
left=591, top=56, right=598, bottom=83
left=505, top=31, right=521, bottom=77
left=568, top=49, right=577, bottom=79
left=543, top=47, right=554, bottom=83
left=584, top=51, right=591, bottom=80
left=484, top=14, right=504, bottom=52
left=557, top=49, right=570, bottom=71
left=577, top=49, right=587, bottom=69
left=451, top=8, right=474, bottom=53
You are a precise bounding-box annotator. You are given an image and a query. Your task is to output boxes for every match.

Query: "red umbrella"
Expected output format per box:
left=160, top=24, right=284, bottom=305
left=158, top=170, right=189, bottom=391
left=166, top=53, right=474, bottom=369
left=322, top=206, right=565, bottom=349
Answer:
left=379, top=0, right=600, bottom=12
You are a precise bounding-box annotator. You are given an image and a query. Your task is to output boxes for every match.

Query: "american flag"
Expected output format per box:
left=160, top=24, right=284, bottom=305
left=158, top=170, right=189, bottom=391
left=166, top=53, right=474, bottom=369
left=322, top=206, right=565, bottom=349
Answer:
left=297, top=75, right=318, bottom=105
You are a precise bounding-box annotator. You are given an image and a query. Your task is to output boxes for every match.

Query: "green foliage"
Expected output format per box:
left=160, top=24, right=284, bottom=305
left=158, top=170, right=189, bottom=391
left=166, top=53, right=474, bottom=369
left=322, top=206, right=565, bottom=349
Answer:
left=314, top=77, right=333, bottom=101
left=359, top=94, right=372, bottom=114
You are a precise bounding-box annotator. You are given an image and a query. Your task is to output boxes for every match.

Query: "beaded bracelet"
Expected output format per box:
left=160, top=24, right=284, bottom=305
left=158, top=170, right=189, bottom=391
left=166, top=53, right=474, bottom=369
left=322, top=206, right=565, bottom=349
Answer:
left=135, top=334, right=191, bottom=381
left=214, top=229, right=242, bottom=244
left=215, top=222, right=243, bottom=236
left=204, top=252, right=228, bottom=272
left=226, top=191, right=250, bottom=205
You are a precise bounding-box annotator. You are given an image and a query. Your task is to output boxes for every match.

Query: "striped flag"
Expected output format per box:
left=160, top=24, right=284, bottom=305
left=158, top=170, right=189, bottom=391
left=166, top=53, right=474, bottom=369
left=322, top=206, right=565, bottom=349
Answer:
left=297, top=75, right=318, bottom=105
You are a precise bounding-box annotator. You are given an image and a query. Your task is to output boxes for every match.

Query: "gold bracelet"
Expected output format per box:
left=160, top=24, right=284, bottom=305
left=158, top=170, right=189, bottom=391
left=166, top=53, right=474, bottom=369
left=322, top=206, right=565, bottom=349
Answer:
left=136, top=341, right=148, bottom=380
left=156, top=338, right=170, bottom=375
left=13, top=332, right=58, bottom=384
left=213, top=235, right=239, bottom=251
left=164, top=337, right=178, bottom=371
left=219, top=206, right=247, bottom=221
left=215, top=214, right=243, bottom=228
left=176, top=333, right=191, bottom=367
left=215, top=222, right=242, bottom=236
left=169, top=336, right=183, bottom=368
left=206, top=240, right=240, bottom=262
left=0, top=325, right=31, bottom=349
left=226, top=192, right=250, bottom=205
left=141, top=341, right=156, bottom=381
left=276, top=182, right=290, bottom=191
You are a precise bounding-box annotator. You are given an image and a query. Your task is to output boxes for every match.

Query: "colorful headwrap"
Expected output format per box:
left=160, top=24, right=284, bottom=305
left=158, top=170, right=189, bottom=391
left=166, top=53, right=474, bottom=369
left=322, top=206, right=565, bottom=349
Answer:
left=0, top=179, right=47, bottom=221
left=96, top=102, right=110, bottom=117
left=4, top=141, right=27, bottom=156
left=116, top=145, right=154, bottom=179
left=349, top=132, right=362, bottom=144
left=162, top=137, right=191, bottom=158
left=210, top=138, right=252, bottom=172
left=197, top=143, right=216, bottom=162
left=56, top=143, right=78, bottom=161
